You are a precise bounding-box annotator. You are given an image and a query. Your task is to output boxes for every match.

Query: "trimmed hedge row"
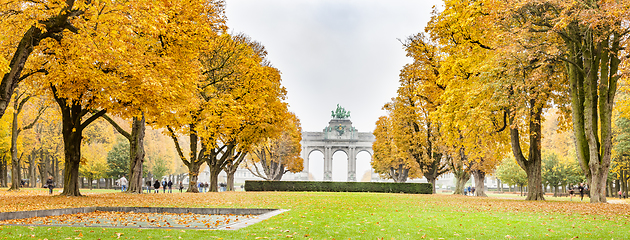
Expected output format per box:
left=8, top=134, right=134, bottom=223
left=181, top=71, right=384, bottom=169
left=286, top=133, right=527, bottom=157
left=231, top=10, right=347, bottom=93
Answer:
left=244, top=181, right=432, bottom=194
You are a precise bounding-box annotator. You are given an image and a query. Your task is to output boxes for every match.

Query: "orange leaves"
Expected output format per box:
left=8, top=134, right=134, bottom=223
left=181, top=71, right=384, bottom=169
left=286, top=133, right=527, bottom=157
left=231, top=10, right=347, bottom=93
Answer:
left=246, top=112, right=303, bottom=180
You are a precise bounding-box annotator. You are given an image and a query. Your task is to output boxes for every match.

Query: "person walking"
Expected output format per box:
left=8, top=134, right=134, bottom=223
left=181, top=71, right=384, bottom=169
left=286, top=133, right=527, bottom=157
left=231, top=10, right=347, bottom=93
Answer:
left=45, top=176, right=55, bottom=195
left=569, top=186, right=575, bottom=201
left=161, top=179, right=167, bottom=193
left=471, top=187, right=476, bottom=196
left=145, top=179, right=152, bottom=194
left=198, top=182, right=203, bottom=193
left=167, top=179, right=173, bottom=193
left=578, top=183, right=585, bottom=201
left=153, top=180, right=160, bottom=193
left=119, top=176, right=128, bottom=192
left=179, top=181, right=184, bottom=193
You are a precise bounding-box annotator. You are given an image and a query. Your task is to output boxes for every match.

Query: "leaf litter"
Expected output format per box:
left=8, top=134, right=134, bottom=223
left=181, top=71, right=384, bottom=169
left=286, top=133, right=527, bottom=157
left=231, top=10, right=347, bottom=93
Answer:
left=0, top=210, right=253, bottom=229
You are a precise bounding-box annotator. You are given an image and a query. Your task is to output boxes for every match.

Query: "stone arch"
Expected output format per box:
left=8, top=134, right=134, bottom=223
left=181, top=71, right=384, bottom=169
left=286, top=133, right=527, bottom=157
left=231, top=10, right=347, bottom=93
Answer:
left=300, top=118, right=375, bottom=182
left=355, top=149, right=374, bottom=182
left=331, top=149, right=349, bottom=181
left=304, top=148, right=324, bottom=181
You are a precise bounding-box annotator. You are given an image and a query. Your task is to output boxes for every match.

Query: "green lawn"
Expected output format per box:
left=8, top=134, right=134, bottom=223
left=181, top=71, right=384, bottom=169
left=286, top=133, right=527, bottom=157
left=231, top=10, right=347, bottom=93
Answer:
left=0, top=191, right=628, bottom=239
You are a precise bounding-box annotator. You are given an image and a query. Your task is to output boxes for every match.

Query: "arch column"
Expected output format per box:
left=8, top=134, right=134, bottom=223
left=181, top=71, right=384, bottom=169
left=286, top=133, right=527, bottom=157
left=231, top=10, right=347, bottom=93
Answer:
left=301, top=146, right=309, bottom=180
left=347, top=147, right=356, bottom=181
left=324, top=147, right=332, bottom=181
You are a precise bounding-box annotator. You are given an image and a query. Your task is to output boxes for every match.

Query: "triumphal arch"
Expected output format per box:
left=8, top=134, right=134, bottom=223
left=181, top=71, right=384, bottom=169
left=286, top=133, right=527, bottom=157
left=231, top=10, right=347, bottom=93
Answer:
left=300, top=105, right=375, bottom=181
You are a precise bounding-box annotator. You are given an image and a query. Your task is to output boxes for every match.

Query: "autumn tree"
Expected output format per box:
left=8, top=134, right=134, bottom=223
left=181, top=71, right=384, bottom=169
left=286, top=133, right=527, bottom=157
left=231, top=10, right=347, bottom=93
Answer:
left=0, top=0, right=88, bottom=118
left=371, top=115, right=419, bottom=183
left=8, top=89, right=46, bottom=190
left=425, top=0, right=569, bottom=200
left=170, top=33, right=287, bottom=192
left=493, top=0, right=630, bottom=203
left=246, top=112, right=303, bottom=182
left=11, top=0, right=225, bottom=197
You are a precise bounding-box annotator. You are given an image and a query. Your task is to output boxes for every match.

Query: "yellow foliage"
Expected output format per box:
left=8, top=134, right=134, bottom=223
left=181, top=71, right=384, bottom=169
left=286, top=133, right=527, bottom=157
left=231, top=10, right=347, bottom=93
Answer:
left=0, top=56, right=8, bottom=75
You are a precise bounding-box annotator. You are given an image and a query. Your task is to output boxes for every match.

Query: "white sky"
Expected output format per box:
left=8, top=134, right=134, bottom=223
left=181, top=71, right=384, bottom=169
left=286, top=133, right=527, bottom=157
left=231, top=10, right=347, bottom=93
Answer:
left=224, top=0, right=443, bottom=180
left=224, top=0, right=443, bottom=133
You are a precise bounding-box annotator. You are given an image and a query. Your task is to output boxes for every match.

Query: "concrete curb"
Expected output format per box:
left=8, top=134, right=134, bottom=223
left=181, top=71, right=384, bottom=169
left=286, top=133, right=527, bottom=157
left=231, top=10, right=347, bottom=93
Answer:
left=0, top=207, right=288, bottom=230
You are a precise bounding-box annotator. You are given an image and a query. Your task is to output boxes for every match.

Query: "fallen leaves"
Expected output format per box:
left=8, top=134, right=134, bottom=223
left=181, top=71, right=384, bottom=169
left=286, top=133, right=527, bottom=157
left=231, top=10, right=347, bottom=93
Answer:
left=0, top=210, right=252, bottom=229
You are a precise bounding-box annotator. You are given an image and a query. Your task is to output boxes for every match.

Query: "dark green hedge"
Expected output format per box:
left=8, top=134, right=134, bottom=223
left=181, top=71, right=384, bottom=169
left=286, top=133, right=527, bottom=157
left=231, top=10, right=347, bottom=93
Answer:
left=244, top=181, right=432, bottom=194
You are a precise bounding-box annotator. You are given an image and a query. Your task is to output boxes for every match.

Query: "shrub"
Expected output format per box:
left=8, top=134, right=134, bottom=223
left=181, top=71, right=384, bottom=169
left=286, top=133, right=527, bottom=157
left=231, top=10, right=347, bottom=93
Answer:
left=244, top=181, right=432, bottom=194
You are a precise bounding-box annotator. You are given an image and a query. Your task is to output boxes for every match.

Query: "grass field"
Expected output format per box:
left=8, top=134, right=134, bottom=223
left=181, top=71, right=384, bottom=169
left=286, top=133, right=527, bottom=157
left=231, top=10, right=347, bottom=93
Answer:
left=0, top=188, right=629, bottom=239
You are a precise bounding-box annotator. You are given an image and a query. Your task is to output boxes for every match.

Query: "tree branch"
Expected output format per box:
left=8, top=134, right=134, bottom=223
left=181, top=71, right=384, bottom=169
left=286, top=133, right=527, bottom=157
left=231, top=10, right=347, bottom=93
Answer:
left=167, top=126, right=191, bottom=166
left=79, top=109, right=106, bottom=130
left=101, top=114, right=131, bottom=140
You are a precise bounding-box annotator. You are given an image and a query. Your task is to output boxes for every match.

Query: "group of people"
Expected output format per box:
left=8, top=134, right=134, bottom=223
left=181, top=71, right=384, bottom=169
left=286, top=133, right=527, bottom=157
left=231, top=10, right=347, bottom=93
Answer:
left=118, top=176, right=186, bottom=193
left=148, top=179, right=184, bottom=193
left=114, top=176, right=237, bottom=193
left=463, top=186, right=476, bottom=196
left=568, top=183, right=588, bottom=201
left=198, top=182, right=210, bottom=192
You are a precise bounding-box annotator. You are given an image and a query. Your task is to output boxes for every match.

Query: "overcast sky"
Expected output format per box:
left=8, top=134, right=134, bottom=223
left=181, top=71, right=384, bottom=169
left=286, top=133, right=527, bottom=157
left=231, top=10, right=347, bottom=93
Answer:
left=224, top=0, right=443, bottom=133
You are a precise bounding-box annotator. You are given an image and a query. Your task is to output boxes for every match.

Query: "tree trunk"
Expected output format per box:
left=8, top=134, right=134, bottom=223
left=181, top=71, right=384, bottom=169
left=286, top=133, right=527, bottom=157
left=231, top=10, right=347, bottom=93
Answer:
left=206, top=143, right=237, bottom=192
left=61, top=142, right=82, bottom=197
left=54, top=157, right=61, bottom=186
left=606, top=180, right=611, bottom=197
left=167, top=125, right=206, bottom=194
left=509, top=103, right=545, bottom=201
left=0, top=155, right=7, bottom=187
left=425, top=175, right=437, bottom=194
left=226, top=171, right=235, bottom=191
left=565, top=29, right=621, bottom=203
left=28, top=152, right=36, bottom=188
left=389, top=164, right=409, bottom=183
left=209, top=167, right=222, bottom=192
left=8, top=98, right=21, bottom=191
left=453, top=169, right=470, bottom=195
left=223, top=153, right=246, bottom=191
left=53, top=87, right=106, bottom=197
left=186, top=163, right=200, bottom=193
left=127, top=114, right=145, bottom=193
left=61, top=122, right=83, bottom=196
left=472, top=170, right=487, bottom=197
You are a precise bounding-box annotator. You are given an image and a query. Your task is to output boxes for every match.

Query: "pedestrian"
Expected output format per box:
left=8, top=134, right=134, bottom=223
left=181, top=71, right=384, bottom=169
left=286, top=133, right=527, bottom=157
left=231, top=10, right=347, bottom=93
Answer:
left=464, top=188, right=468, bottom=196
left=619, top=190, right=622, bottom=199
left=45, top=176, right=55, bottom=195
left=205, top=182, right=209, bottom=192
left=472, top=187, right=476, bottom=196
left=161, top=179, right=167, bottom=193
left=197, top=182, right=203, bottom=192
left=179, top=181, right=184, bottom=193
left=578, top=183, right=584, bottom=202
left=467, top=186, right=471, bottom=196
left=569, top=186, right=574, bottom=201
left=167, top=179, right=173, bottom=193
left=153, top=180, right=160, bottom=193
left=145, top=180, right=151, bottom=193
left=119, top=176, right=128, bottom=192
